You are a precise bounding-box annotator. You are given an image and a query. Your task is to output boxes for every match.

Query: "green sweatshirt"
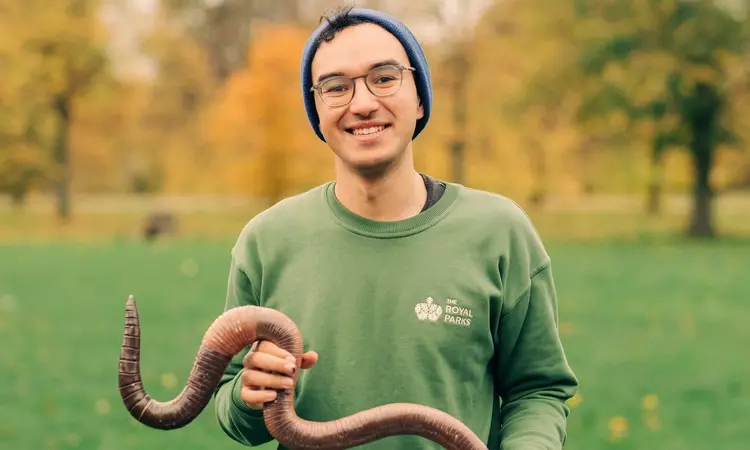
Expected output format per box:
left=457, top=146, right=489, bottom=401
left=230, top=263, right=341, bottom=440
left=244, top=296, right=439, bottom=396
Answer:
left=214, top=181, right=578, bottom=449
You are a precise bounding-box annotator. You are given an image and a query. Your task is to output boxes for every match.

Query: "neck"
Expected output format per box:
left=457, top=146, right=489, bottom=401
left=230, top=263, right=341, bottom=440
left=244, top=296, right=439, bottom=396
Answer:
left=333, top=153, right=426, bottom=222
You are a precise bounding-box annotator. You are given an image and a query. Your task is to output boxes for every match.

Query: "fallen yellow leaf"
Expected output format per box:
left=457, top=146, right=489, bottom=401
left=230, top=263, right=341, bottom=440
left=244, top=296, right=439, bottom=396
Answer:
left=95, top=398, right=110, bottom=416
left=642, top=394, right=659, bottom=410
left=559, top=322, right=575, bottom=336
left=161, top=372, right=178, bottom=389
left=608, top=416, right=628, bottom=439
left=567, top=392, right=583, bottom=408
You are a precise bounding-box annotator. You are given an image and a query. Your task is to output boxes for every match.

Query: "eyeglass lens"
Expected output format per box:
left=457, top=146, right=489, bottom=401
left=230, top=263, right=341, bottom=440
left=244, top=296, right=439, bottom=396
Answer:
left=318, top=65, right=405, bottom=106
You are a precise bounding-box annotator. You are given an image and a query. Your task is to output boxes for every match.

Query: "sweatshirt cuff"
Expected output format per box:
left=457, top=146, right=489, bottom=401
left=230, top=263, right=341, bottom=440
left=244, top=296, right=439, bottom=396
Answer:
left=230, top=370, right=265, bottom=419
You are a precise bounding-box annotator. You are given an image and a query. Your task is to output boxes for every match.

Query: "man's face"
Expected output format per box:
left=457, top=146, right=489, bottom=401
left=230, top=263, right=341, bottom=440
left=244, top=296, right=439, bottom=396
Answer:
left=310, top=23, right=424, bottom=177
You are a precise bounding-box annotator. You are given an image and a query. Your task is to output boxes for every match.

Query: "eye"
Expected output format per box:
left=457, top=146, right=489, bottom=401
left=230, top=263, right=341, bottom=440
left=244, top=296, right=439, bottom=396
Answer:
left=321, top=78, right=352, bottom=95
left=368, top=66, right=401, bottom=87
left=324, top=84, right=348, bottom=93
left=373, top=76, right=397, bottom=84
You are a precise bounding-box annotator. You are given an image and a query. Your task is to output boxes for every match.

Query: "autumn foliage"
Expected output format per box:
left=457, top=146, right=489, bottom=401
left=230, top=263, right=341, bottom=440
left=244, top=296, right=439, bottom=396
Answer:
left=205, top=22, right=332, bottom=203
left=2, top=0, right=749, bottom=234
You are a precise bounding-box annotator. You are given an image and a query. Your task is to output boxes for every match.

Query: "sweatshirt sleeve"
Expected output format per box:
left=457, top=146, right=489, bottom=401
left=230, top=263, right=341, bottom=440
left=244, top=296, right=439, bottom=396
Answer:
left=213, top=253, right=275, bottom=447
left=492, top=206, right=579, bottom=449
left=494, top=262, right=578, bottom=449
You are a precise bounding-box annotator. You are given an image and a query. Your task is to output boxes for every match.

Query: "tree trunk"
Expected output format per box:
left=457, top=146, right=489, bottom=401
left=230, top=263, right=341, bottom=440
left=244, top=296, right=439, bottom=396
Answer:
left=202, top=0, right=255, bottom=82
left=579, top=136, right=599, bottom=196
left=528, top=113, right=557, bottom=208
left=646, top=147, right=664, bottom=216
left=527, top=139, right=546, bottom=207
left=450, top=43, right=469, bottom=185
left=688, top=136, right=714, bottom=238
left=10, top=188, right=27, bottom=209
left=686, top=83, right=721, bottom=238
left=54, top=95, right=71, bottom=222
left=450, top=141, right=465, bottom=186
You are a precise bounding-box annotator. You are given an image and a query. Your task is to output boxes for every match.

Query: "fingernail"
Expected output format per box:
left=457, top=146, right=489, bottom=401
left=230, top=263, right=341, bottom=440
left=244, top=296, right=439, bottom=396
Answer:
left=283, top=378, right=294, bottom=388
left=284, top=363, right=296, bottom=374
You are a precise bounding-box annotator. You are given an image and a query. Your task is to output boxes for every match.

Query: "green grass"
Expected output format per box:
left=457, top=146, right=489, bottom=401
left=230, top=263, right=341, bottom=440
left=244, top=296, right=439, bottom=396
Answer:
left=1, top=236, right=749, bottom=449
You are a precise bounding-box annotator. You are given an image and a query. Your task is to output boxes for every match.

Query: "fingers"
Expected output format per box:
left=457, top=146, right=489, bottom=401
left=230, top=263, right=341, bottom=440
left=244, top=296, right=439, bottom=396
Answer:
left=242, top=341, right=319, bottom=372
left=300, top=351, right=319, bottom=369
left=243, top=368, right=295, bottom=390
left=245, top=350, right=297, bottom=376
left=240, top=386, right=277, bottom=410
left=240, top=362, right=294, bottom=410
left=240, top=340, right=302, bottom=410
left=258, top=340, right=296, bottom=360
left=239, top=341, right=320, bottom=410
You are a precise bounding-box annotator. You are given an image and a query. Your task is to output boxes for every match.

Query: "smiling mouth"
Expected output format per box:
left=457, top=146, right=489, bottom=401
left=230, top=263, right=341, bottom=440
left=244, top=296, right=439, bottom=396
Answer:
left=346, top=124, right=391, bottom=136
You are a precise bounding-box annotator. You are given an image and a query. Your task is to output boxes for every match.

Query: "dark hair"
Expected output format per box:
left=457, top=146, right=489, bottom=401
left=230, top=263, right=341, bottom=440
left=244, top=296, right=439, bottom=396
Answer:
left=316, top=5, right=372, bottom=44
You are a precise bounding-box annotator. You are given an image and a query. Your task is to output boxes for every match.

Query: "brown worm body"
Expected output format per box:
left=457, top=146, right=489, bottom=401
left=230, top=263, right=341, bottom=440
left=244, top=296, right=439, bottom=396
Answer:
left=118, top=295, right=488, bottom=449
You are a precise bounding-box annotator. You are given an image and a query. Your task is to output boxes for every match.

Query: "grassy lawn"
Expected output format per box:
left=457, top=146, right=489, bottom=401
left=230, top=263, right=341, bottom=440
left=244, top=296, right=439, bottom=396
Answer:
left=2, top=194, right=749, bottom=449
left=550, top=238, right=750, bottom=449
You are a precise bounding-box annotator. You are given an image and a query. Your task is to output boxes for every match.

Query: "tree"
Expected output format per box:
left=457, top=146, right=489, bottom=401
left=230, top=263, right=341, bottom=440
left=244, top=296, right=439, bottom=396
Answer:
left=0, top=18, right=51, bottom=206
left=575, top=0, right=749, bottom=237
left=2, top=0, right=109, bottom=220
left=205, top=22, right=331, bottom=204
left=473, top=0, right=587, bottom=206
left=430, top=0, right=493, bottom=185
left=159, top=0, right=256, bottom=82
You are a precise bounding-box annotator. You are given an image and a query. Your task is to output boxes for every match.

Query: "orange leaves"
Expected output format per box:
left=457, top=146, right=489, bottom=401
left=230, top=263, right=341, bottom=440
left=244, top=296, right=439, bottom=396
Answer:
left=206, top=22, right=331, bottom=202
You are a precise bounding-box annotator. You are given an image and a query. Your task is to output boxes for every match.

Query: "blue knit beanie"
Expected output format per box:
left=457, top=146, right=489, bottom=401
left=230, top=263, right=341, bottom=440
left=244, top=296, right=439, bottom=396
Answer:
left=300, top=7, right=432, bottom=142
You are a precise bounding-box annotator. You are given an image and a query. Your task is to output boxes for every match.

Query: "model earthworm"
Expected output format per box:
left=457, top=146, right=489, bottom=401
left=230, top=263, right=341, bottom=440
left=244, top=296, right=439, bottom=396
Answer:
left=118, top=295, right=487, bottom=449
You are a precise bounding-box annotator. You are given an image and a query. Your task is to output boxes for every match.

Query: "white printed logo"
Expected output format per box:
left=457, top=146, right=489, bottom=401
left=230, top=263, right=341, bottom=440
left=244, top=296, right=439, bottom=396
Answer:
left=414, top=296, right=443, bottom=321
left=414, top=297, right=473, bottom=327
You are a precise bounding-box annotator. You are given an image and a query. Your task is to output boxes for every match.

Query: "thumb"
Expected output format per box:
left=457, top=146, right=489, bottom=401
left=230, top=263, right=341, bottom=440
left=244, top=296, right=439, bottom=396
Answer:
left=300, top=351, right=318, bottom=369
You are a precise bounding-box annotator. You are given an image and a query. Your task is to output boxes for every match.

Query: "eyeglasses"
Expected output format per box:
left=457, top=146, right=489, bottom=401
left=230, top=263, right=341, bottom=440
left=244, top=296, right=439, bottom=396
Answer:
left=310, top=64, right=416, bottom=107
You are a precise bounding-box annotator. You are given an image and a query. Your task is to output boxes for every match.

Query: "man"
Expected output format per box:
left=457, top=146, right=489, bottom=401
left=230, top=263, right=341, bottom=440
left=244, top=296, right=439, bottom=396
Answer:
left=213, top=6, right=578, bottom=449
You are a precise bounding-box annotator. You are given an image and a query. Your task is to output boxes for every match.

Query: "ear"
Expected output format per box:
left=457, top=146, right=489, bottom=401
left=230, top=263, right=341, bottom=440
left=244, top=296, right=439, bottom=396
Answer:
left=416, top=98, right=424, bottom=120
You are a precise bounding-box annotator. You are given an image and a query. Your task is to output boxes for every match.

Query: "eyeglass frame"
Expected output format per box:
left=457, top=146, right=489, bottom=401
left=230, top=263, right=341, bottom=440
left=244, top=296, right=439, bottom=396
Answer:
left=309, top=63, right=416, bottom=107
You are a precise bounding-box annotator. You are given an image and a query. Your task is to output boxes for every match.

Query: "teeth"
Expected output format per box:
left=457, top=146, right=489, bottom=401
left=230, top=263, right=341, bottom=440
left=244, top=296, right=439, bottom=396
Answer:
left=352, top=126, right=385, bottom=136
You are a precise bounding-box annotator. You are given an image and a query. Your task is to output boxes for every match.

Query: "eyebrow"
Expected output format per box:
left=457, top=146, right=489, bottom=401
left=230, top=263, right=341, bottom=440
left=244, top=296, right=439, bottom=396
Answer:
left=315, top=59, right=403, bottom=83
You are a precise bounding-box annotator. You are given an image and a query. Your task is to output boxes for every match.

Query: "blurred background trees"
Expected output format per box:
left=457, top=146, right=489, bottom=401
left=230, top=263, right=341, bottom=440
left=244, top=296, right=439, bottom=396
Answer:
left=0, top=0, right=748, bottom=237
left=3, top=4, right=749, bottom=450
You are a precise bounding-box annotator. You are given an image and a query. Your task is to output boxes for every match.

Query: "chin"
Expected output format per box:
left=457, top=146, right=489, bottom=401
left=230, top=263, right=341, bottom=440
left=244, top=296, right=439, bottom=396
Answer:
left=344, top=152, right=401, bottom=177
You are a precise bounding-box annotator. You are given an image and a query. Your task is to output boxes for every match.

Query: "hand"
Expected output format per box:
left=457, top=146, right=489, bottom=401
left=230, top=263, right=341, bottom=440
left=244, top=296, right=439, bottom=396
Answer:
left=240, top=340, right=318, bottom=410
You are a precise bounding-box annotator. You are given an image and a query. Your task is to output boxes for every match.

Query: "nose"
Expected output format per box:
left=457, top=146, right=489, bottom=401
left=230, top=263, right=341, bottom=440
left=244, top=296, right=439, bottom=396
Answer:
left=348, top=78, right=380, bottom=116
